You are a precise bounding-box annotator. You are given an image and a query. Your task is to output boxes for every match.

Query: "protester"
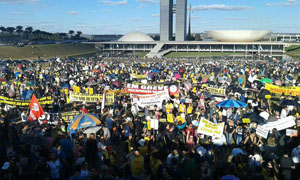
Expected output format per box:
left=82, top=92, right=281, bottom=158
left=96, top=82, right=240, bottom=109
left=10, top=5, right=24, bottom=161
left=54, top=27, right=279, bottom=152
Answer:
left=0, top=58, right=300, bottom=180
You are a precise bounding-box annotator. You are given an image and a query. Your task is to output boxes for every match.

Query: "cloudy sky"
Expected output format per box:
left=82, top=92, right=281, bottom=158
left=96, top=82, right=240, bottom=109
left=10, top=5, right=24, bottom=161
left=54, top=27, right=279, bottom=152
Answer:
left=0, top=0, right=299, bottom=34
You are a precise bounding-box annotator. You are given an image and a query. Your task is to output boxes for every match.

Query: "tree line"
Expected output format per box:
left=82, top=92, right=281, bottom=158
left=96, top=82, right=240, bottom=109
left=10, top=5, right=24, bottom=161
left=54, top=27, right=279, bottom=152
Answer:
left=0, top=25, right=85, bottom=41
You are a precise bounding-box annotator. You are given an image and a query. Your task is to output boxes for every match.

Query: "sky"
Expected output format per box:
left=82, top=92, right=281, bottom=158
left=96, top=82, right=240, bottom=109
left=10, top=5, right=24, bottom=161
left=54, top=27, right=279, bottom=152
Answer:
left=0, top=0, right=299, bottom=34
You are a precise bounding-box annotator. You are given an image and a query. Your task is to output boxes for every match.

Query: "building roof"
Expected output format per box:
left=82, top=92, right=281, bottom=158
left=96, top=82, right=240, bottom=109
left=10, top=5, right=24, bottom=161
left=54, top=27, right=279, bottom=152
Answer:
left=118, top=31, right=154, bottom=42
left=206, top=30, right=272, bottom=42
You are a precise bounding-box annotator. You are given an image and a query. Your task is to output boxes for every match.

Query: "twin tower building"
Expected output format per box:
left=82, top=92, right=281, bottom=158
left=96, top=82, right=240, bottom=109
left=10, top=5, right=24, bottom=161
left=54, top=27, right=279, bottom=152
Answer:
left=160, top=0, right=187, bottom=41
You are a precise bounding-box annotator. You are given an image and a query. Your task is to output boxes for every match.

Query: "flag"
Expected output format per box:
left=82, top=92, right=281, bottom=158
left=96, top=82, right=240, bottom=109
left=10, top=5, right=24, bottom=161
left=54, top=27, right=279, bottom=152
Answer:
left=199, top=94, right=205, bottom=110
left=101, top=90, right=106, bottom=113
left=184, top=81, right=192, bottom=92
left=29, top=94, right=44, bottom=122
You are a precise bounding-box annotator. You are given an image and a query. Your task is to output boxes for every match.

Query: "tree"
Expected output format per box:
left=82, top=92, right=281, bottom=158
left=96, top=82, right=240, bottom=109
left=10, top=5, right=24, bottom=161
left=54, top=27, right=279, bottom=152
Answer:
left=16, top=25, right=23, bottom=34
left=76, top=31, right=82, bottom=36
left=6, top=27, right=15, bottom=34
left=0, top=26, right=6, bottom=33
left=195, top=34, right=202, bottom=41
left=68, top=30, right=75, bottom=37
left=25, top=26, right=33, bottom=35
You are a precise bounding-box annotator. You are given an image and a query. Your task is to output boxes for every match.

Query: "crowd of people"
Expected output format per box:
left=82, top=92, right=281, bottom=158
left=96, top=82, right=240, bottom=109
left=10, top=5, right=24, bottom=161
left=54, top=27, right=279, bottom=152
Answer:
left=0, top=57, right=300, bottom=180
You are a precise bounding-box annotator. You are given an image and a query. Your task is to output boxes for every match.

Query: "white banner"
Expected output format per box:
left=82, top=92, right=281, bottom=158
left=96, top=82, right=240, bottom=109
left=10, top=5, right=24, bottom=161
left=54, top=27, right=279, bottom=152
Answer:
left=131, top=89, right=169, bottom=109
left=261, top=116, right=296, bottom=131
left=256, top=125, right=269, bottom=139
left=197, top=119, right=224, bottom=137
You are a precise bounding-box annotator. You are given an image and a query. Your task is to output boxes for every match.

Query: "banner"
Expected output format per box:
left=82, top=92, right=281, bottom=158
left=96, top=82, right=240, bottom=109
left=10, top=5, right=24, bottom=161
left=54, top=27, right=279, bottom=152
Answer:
left=265, top=83, right=300, bottom=96
left=69, top=92, right=114, bottom=105
left=261, top=116, right=296, bottom=131
left=131, top=90, right=169, bottom=109
left=126, top=83, right=168, bottom=94
left=256, top=125, right=269, bottom=139
left=197, top=119, right=224, bottom=137
left=0, top=96, right=52, bottom=106
left=286, top=129, right=298, bottom=137
left=207, top=87, right=226, bottom=96
left=130, top=74, right=147, bottom=79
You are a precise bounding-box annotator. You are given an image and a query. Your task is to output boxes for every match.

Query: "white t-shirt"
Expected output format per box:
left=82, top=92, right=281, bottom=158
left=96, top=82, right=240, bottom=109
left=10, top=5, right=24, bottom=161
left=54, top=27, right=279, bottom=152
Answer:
left=280, top=109, right=287, bottom=119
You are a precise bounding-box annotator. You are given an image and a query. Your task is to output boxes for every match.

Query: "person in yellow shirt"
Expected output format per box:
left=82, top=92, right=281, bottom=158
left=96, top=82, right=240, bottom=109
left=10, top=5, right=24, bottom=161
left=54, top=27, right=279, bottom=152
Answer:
left=179, top=101, right=186, bottom=114
left=166, top=101, right=173, bottom=114
left=187, top=103, right=193, bottom=124
left=89, top=87, right=93, bottom=95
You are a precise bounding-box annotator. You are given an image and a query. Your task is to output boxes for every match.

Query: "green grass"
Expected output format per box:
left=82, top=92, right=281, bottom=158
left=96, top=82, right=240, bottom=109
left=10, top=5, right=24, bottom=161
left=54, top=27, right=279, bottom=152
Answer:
left=285, top=45, right=300, bottom=57
left=134, top=51, right=149, bottom=58
left=0, top=44, right=99, bottom=60
left=164, top=52, right=244, bottom=58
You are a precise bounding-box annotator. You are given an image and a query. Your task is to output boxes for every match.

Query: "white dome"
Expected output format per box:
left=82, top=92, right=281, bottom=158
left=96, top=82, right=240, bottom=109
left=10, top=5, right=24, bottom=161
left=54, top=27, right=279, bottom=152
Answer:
left=206, top=30, right=271, bottom=42
left=118, top=31, right=154, bottom=42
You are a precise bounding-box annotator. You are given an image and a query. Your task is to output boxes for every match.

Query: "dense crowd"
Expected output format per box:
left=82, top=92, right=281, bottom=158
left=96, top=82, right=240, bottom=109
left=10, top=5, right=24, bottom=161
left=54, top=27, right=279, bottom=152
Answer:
left=0, top=58, right=300, bottom=180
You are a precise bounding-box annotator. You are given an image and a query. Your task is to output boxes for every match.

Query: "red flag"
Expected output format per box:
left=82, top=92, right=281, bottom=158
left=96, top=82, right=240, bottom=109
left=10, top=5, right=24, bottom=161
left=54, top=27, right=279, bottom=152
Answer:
left=199, top=94, right=205, bottom=110
left=29, top=94, right=44, bottom=122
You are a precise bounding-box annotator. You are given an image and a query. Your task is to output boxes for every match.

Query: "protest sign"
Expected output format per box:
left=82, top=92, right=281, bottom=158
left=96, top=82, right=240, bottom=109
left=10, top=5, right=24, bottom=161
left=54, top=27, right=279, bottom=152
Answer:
left=0, top=96, right=52, bottom=106
left=256, top=125, right=269, bottom=139
left=126, top=83, right=168, bottom=94
left=69, top=92, right=114, bottom=105
left=261, top=116, right=296, bottom=131
left=242, top=118, right=251, bottom=124
left=150, top=119, right=159, bottom=130
left=197, top=119, right=224, bottom=137
left=131, top=90, right=169, bottom=109
left=130, top=74, right=147, bottom=79
left=265, top=83, right=300, bottom=96
left=207, top=87, right=226, bottom=96
left=286, top=129, right=298, bottom=137
left=265, top=95, right=271, bottom=99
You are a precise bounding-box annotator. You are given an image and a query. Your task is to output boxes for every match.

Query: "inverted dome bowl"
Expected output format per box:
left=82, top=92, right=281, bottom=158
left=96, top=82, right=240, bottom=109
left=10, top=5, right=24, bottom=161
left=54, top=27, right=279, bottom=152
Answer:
left=206, top=30, right=271, bottom=42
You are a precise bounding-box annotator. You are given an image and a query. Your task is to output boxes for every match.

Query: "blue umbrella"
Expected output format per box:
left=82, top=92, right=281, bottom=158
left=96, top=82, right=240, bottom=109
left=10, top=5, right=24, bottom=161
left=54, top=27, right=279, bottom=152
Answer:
left=217, top=99, right=247, bottom=108
left=21, top=90, right=33, bottom=100
left=152, top=69, right=160, bottom=74
left=69, top=113, right=101, bottom=131
left=61, top=84, right=69, bottom=89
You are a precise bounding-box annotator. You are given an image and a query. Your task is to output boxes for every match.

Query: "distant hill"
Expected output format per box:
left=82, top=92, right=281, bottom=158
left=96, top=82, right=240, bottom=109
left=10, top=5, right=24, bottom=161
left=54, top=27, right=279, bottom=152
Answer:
left=0, top=44, right=99, bottom=60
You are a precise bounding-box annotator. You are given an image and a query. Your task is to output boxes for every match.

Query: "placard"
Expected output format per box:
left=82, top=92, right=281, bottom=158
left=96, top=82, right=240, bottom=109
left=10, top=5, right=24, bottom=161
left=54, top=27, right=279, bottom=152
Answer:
left=242, top=118, right=251, bottom=124
left=286, top=129, right=298, bottom=137
left=256, top=125, right=269, bottom=139
left=265, top=95, right=271, bottom=99
left=197, top=119, right=224, bottom=137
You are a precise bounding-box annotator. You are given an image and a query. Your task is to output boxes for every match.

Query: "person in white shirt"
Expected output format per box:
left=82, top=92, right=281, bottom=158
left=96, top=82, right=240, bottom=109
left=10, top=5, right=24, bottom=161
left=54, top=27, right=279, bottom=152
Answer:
left=280, top=106, right=288, bottom=119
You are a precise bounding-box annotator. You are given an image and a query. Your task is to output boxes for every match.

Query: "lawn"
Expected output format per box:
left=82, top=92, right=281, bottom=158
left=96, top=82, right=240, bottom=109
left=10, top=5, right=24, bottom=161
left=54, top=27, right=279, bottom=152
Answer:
left=0, top=44, right=99, bottom=60
left=164, top=52, right=244, bottom=58
left=134, top=51, right=149, bottom=58
left=285, top=45, right=300, bottom=57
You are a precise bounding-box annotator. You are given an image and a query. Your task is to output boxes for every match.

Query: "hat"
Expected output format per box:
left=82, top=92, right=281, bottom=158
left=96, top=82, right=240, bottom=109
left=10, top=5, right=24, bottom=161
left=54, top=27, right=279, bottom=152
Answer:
left=138, top=139, right=145, bottom=147
left=192, top=120, right=199, bottom=127
left=2, top=162, right=10, bottom=170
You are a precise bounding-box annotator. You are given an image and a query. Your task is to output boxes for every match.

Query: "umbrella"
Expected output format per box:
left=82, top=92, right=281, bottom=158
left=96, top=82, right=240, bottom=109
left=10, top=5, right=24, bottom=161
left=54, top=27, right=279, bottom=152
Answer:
left=260, top=78, right=272, bottom=84
left=20, top=134, right=47, bottom=146
left=279, top=99, right=300, bottom=107
left=14, top=72, right=21, bottom=79
left=22, top=90, right=33, bottom=100
left=285, top=75, right=293, bottom=81
left=86, top=80, right=97, bottom=86
left=61, top=84, right=69, bottom=89
left=152, top=69, right=160, bottom=74
left=112, top=80, right=121, bottom=88
left=242, top=112, right=267, bottom=124
left=69, top=113, right=101, bottom=131
left=148, top=73, right=154, bottom=79
left=174, top=73, right=180, bottom=80
left=217, top=99, right=247, bottom=108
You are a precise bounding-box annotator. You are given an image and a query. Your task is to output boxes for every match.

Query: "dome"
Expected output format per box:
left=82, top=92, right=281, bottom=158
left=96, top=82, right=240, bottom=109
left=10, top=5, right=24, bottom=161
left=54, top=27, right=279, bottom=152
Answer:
left=206, top=30, right=271, bottom=42
left=118, top=31, right=154, bottom=42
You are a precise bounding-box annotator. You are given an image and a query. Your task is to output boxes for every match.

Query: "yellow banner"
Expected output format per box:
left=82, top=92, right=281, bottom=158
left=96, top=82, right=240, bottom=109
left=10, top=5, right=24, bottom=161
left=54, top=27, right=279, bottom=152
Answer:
left=207, top=87, right=226, bottom=96
left=265, top=83, right=300, bottom=96
left=130, top=74, right=147, bottom=79
left=0, top=96, right=52, bottom=106
left=69, top=92, right=114, bottom=105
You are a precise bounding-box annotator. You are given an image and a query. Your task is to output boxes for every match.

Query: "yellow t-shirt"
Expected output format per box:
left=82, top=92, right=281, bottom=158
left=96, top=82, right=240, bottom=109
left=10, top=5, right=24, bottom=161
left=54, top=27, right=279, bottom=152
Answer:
left=187, top=106, right=193, bottom=114
left=167, top=113, right=174, bottom=123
